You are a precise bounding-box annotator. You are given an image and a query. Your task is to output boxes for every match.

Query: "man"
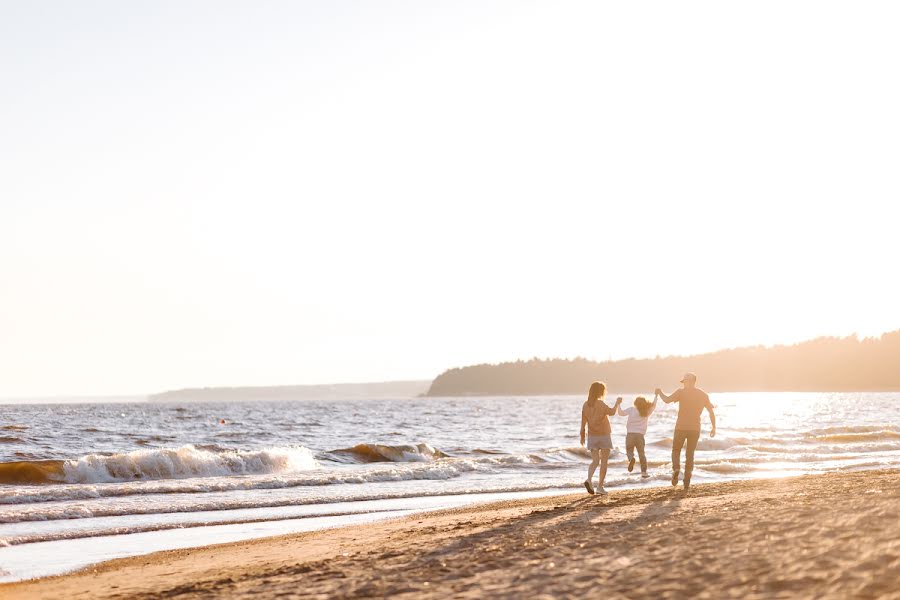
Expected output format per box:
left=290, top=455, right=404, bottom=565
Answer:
left=655, top=372, right=716, bottom=490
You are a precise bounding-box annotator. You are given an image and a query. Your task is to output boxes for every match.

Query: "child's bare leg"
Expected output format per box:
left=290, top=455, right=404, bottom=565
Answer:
left=637, top=435, right=648, bottom=474
left=598, top=448, right=611, bottom=486
left=587, top=449, right=600, bottom=482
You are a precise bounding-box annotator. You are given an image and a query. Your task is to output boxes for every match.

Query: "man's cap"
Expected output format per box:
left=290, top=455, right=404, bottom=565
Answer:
left=680, top=372, right=697, bottom=383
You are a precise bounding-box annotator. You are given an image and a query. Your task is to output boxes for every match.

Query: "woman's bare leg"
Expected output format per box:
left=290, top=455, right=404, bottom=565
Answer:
left=598, top=448, right=611, bottom=487
left=588, top=449, right=600, bottom=482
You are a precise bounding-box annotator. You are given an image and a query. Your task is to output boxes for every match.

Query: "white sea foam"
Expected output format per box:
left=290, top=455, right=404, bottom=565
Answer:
left=0, top=468, right=584, bottom=525
left=61, top=445, right=318, bottom=484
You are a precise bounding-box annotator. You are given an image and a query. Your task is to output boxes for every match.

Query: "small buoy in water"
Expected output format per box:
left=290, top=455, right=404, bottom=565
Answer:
left=220, top=419, right=226, bottom=425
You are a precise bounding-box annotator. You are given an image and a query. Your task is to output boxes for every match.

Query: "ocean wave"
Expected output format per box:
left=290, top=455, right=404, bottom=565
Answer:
left=0, top=479, right=586, bottom=529
left=0, top=448, right=583, bottom=511
left=0, top=458, right=544, bottom=521
left=327, top=443, right=618, bottom=466
left=806, top=431, right=900, bottom=444
left=541, top=446, right=591, bottom=459
left=0, top=508, right=415, bottom=546
left=649, top=437, right=748, bottom=450
left=696, top=437, right=750, bottom=450
left=327, top=443, right=448, bottom=463
left=0, top=445, right=318, bottom=486
left=0, top=437, right=24, bottom=444
left=1, top=464, right=675, bottom=526
left=0, top=458, right=482, bottom=510
left=0, top=460, right=65, bottom=485
left=1, top=425, right=28, bottom=431
left=535, top=447, right=623, bottom=463
left=694, top=452, right=875, bottom=466
left=806, top=425, right=899, bottom=436
left=484, top=453, right=553, bottom=466
left=748, top=442, right=900, bottom=454
left=133, top=435, right=177, bottom=447
left=696, top=462, right=759, bottom=474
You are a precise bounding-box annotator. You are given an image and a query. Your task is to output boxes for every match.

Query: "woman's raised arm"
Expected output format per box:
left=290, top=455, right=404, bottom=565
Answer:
left=608, top=397, right=622, bottom=415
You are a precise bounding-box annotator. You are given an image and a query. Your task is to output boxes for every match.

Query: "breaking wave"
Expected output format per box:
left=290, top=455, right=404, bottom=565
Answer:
left=0, top=460, right=65, bottom=485
left=328, top=443, right=448, bottom=463
left=0, top=445, right=318, bottom=486
left=0, top=457, right=533, bottom=519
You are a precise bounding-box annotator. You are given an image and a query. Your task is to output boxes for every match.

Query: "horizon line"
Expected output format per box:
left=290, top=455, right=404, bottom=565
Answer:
left=4, top=326, right=897, bottom=400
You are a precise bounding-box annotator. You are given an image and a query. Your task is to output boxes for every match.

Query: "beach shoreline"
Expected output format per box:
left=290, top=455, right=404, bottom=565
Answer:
left=3, top=469, right=899, bottom=599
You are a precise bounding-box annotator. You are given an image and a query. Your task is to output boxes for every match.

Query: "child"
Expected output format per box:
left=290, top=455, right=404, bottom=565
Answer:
left=579, top=381, right=622, bottom=495
left=616, top=393, right=658, bottom=478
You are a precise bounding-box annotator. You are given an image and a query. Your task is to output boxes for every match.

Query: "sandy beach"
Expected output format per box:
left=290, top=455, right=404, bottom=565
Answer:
left=3, top=469, right=898, bottom=599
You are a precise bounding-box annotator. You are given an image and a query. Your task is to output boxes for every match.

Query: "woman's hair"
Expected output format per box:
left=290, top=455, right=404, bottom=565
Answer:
left=587, top=381, right=607, bottom=403
left=634, top=396, right=650, bottom=417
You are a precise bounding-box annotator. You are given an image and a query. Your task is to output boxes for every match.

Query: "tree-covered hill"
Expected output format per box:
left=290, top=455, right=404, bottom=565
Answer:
left=426, top=330, right=900, bottom=396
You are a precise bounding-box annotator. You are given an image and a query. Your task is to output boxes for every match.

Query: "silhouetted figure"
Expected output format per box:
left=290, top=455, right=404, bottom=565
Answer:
left=580, top=381, right=621, bottom=496
left=656, top=372, right=716, bottom=490
left=616, top=395, right=658, bottom=478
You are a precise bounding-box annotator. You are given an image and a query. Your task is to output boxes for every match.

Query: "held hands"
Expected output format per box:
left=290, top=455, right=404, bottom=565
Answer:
left=615, top=397, right=623, bottom=405
left=654, top=388, right=662, bottom=397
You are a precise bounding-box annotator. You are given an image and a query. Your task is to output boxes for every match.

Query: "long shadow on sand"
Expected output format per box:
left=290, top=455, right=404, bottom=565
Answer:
left=412, top=488, right=685, bottom=576
left=360, top=489, right=689, bottom=599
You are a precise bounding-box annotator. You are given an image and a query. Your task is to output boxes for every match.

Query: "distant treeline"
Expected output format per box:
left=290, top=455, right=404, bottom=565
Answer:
left=151, top=380, right=431, bottom=402
left=426, top=330, right=900, bottom=396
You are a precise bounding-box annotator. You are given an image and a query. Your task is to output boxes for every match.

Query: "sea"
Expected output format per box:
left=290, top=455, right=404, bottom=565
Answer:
left=1, top=392, right=898, bottom=582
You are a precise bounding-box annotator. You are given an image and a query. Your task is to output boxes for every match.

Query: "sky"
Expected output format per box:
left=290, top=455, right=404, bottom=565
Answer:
left=2, top=1, right=899, bottom=397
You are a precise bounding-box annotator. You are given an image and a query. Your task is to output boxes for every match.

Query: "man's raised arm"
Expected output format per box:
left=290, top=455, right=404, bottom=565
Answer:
left=655, top=388, right=679, bottom=404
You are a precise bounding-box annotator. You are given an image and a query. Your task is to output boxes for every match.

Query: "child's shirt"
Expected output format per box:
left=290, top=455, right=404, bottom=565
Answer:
left=617, top=398, right=658, bottom=434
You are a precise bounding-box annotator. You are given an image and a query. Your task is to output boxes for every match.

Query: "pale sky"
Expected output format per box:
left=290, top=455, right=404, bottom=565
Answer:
left=2, top=1, right=899, bottom=397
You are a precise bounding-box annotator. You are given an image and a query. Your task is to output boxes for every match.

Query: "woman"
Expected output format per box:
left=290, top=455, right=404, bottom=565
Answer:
left=579, top=381, right=621, bottom=495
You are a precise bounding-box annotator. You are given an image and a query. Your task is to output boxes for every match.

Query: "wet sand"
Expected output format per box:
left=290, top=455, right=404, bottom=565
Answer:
left=4, top=469, right=899, bottom=599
